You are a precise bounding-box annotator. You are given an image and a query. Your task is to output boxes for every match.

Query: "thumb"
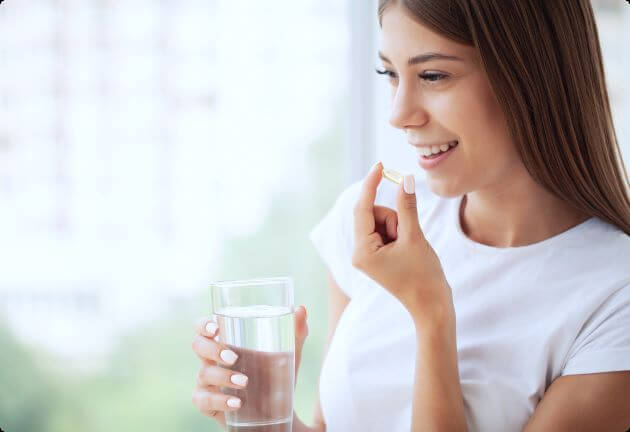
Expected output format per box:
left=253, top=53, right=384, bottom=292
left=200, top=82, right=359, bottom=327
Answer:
left=396, top=174, right=422, bottom=240
left=294, top=305, right=308, bottom=378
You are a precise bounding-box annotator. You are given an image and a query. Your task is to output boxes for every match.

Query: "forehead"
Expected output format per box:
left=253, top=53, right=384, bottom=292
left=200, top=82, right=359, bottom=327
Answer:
left=379, top=5, right=473, bottom=62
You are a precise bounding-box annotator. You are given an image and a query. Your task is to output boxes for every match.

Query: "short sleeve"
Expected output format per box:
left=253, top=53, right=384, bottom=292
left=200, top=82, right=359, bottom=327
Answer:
left=562, top=283, right=630, bottom=376
left=309, top=181, right=363, bottom=298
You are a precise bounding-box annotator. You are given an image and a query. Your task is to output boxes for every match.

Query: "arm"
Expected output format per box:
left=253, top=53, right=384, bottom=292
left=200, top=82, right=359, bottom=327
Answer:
left=522, top=371, right=630, bottom=431
left=349, top=166, right=469, bottom=431
left=293, top=270, right=350, bottom=432
left=411, top=299, right=468, bottom=432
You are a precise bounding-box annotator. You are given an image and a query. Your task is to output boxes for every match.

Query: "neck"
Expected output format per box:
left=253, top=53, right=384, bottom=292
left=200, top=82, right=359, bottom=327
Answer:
left=460, top=177, right=591, bottom=248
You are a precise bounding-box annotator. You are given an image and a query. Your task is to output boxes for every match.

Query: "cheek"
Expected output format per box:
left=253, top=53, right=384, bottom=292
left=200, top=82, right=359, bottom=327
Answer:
left=424, top=76, right=522, bottom=196
left=421, top=83, right=497, bottom=146
left=450, top=81, right=500, bottom=138
left=448, top=77, right=518, bottom=166
left=424, top=90, right=461, bottom=127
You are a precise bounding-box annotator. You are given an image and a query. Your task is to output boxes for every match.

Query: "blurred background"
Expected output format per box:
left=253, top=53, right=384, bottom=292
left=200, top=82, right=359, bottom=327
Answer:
left=0, top=1, right=628, bottom=431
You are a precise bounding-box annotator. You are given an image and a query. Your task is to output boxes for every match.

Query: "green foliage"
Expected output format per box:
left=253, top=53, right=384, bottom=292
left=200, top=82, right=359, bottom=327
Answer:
left=0, top=325, right=58, bottom=432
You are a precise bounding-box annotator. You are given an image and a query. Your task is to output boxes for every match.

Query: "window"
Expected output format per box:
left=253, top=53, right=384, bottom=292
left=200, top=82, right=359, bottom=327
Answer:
left=0, top=1, right=353, bottom=430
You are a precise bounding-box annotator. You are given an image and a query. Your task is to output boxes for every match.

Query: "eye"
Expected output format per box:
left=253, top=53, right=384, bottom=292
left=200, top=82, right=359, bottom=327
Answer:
left=420, top=72, right=449, bottom=83
left=375, top=68, right=398, bottom=81
left=375, top=68, right=449, bottom=86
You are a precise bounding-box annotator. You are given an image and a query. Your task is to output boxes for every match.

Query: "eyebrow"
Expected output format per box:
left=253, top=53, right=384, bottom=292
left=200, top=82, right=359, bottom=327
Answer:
left=378, top=51, right=464, bottom=66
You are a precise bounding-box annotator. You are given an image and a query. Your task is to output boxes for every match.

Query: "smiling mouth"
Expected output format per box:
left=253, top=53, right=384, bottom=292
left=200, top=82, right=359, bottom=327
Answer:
left=417, top=141, right=459, bottom=159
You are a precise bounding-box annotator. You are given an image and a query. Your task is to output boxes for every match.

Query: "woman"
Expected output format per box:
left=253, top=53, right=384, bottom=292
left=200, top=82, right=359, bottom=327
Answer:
left=192, top=0, right=630, bottom=430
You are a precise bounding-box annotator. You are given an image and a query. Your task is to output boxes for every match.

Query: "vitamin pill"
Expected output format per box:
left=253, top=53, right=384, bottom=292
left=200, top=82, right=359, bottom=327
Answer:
left=382, top=167, right=403, bottom=185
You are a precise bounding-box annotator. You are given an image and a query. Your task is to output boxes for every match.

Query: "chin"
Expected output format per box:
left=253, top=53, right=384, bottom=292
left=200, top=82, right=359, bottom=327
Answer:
left=426, top=176, right=464, bottom=198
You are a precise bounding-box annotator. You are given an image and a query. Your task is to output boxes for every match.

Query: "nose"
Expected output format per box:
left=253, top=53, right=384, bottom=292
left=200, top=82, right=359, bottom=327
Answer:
left=388, top=84, right=429, bottom=130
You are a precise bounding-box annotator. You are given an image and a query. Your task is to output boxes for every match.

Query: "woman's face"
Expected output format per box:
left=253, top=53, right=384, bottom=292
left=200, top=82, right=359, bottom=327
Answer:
left=379, top=5, right=523, bottom=197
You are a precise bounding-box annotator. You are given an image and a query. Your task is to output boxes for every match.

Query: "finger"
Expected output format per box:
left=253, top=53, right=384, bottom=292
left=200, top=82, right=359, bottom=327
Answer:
left=206, top=410, right=225, bottom=423
left=195, top=393, right=226, bottom=423
left=353, top=162, right=383, bottom=243
left=374, top=206, right=398, bottom=241
left=192, top=389, right=242, bottom=414
left=192, top=335, right=239, bottom=366
left=195, top=317, right=219, bottom=338
left=197, top=364, right=249, bottom=389
left=395, top=174, right=423, bottom=240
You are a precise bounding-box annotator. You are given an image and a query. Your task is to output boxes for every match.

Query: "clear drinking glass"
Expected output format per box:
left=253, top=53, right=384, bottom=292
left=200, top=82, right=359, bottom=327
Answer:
left=210, top=277, right=295, bottom=432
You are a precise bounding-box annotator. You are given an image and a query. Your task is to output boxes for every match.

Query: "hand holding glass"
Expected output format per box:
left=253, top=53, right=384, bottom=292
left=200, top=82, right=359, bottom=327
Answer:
left=210, top=277, right=295, bottom=432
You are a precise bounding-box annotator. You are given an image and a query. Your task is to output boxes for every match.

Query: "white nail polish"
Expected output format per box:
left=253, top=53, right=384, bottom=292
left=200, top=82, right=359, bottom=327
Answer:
left=227, top=397, right=241, bottom=408
left=404, top=175, right=415, bottom=194
left=230, top=374, right=248, bottom=387
left=220, top=349, right=238, bottom=364
left=205, top=322, right=218, bottom=335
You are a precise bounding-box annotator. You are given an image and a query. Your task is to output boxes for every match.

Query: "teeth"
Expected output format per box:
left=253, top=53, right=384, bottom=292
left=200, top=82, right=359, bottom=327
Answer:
left=418, top=147, right=432, bottom=156
left=415, top=141, right=458, bottom=157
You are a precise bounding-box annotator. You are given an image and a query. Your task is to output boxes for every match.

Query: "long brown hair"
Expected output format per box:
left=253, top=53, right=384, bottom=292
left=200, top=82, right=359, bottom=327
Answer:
left=378, top=0, right=630, bottom=235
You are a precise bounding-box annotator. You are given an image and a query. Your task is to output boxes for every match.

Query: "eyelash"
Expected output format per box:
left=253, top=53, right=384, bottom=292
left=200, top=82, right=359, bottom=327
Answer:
left=374, top=68, right=448, bottom=84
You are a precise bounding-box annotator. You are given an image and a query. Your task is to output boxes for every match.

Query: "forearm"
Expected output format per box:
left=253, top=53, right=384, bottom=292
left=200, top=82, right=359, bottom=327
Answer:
left=412, top=305, right=467, bottom=432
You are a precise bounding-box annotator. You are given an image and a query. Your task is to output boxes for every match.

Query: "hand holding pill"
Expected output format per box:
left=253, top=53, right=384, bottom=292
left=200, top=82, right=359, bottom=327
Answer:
left=351, top=162, right=454, bottom=323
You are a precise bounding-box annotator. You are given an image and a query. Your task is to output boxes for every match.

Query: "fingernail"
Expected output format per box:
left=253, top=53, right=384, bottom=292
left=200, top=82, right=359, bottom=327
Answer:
left=220, top=349, right=238, bottom=365
left=205, top=322, right=218, bottom=335
left=371, top=161, right=382, bottom=172
left=230, top=374, right=248, bottom=387
left=403, top=175, right=415, bottom=194
left=227, top=397, right=241, bottom=408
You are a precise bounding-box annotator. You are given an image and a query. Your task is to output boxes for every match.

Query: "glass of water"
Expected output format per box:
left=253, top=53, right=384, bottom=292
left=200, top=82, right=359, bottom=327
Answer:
left=210, top=277, right=295, bottom=432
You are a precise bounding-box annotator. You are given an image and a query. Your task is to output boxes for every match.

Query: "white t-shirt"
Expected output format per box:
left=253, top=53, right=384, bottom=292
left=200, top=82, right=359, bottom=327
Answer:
left=309, top=175, right=630, bottom=432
